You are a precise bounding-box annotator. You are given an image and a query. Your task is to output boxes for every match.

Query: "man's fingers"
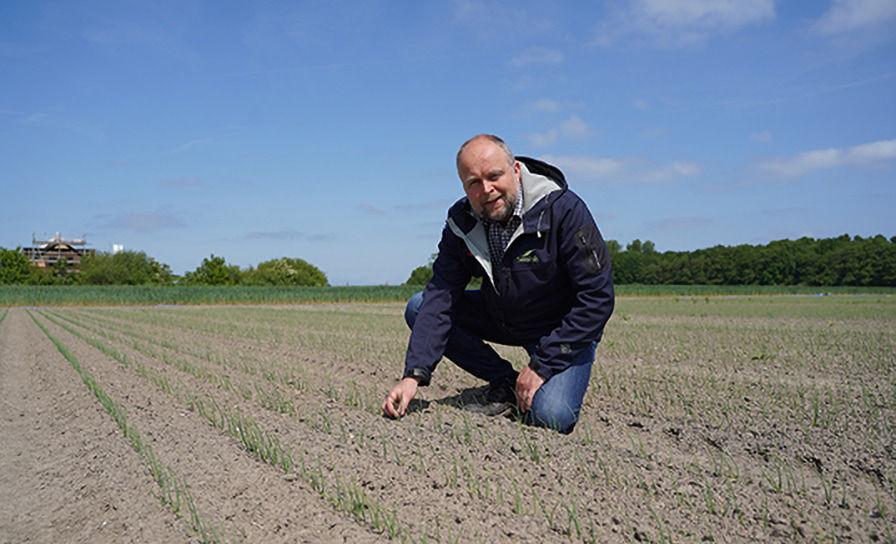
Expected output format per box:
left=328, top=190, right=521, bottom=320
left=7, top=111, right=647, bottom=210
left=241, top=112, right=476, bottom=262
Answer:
left=383, top=391, right=401, bottom=418
left=398, top=393, right=411, bottom=416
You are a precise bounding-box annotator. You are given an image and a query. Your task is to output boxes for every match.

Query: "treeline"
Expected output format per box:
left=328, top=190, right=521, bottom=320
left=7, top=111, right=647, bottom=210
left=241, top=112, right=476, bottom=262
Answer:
left=0, top=249, right=328, bottom=287
left=405, top=234, right=896, bottom=287
left=609, top=235, right=895, bottom=286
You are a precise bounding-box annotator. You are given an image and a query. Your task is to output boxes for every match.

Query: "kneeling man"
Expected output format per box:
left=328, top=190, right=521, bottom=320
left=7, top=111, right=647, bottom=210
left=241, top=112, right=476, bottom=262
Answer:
left=383, top=134, right=614, bottom=433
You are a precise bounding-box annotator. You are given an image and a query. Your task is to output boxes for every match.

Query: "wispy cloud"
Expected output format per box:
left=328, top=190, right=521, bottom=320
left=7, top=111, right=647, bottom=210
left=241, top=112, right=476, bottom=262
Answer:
left=528, top=115, right=591, bottom=147
left=812, top=0, right=896, bottom=35
left=594, top=0, right=775, bottom=47
left=82, top=18, right=197, bottom=63
left=246, top=228, right=304, bottom=240
left=528, top=98, right=561, bottom=113
left=94, top=211, right=186, bottom=233
left=511, top=47, right=564, bottom=67
left=542, top=154, right=701, bottom=183
left=158, top=176, right=206, bottom=189
left=631, top=98, right=650, bottom=111
left=751, top=130, right=773, bottom=143
left=394, top=199, right=451, bottom=211
left=172, top=137, right=214, bottom=154
left=540, top=155, right=626, bottom=181
left=758, top=138, right=896, bottom=177
left=641, top=161, right=701, bottom=181
left=357, top=203, right=387, bottom=215
left=645, top=215, right=715, bottom=231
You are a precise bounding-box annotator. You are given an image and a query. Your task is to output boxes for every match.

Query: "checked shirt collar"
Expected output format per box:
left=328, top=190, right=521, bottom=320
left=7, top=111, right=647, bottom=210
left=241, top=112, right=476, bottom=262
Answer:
left=482, top=181, right=524, bottom=269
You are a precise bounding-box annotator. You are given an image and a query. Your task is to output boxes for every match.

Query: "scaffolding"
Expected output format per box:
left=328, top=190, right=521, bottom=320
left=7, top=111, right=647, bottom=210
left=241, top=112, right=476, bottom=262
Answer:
left=21, top=232, right=96, bottom=273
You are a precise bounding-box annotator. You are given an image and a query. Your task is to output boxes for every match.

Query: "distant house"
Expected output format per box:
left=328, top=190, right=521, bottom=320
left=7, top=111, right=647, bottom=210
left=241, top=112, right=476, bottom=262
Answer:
left=21, top=233, right=95, bottom=273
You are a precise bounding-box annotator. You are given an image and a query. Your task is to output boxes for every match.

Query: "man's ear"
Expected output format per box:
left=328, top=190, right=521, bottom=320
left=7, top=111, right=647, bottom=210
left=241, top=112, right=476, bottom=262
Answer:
left=513, top=160, right=521, bottom=181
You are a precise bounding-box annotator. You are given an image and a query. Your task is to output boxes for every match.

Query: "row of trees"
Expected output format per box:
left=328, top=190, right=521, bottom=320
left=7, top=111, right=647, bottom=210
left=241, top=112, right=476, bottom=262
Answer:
left=405, top=234, right=896, bottom=287
left=0, top=249, right=328, bottom=287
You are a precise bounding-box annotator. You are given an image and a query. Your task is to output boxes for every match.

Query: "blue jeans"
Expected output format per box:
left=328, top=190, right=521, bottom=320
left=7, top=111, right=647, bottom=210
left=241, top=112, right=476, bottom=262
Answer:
left=405, top=291, right=594, bottom=434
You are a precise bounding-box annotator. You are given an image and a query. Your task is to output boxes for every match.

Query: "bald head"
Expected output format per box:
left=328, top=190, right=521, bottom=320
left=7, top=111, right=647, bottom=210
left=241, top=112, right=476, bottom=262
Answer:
left=456, top=134, right=515, bottom=175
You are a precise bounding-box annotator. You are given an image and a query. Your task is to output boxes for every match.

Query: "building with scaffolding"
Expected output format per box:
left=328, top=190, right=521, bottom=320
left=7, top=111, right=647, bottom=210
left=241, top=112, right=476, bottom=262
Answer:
left=21, top=233, right=95, bottom=273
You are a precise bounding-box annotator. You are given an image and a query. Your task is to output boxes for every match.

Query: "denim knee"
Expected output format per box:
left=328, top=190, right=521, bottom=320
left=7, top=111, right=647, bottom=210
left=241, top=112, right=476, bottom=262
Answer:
left=529, top=392, right=580, bottom=434
left=404, top=291, right=424, bottom=329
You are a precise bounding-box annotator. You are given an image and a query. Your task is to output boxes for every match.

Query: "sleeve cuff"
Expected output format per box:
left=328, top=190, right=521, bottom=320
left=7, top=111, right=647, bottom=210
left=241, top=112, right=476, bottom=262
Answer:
left=528, top=357, right=553, bottom=382
left=403, top=367, right=431, bottom=386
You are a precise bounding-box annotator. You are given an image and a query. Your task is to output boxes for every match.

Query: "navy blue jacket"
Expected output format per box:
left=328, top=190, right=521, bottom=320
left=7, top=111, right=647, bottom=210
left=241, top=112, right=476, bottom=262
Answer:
left=404, top=157, right=614, bottom=385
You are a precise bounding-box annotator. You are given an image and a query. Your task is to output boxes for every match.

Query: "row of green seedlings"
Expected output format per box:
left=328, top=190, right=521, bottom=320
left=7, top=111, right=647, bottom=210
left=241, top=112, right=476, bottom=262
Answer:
left=52, top=309, right=302, bottom=418
left=149, top=304, right=407, bottom=389
left=28, top=312, right=223, bottom=543
left=74, top=308, right=380, bottom=417
left=110, top=304, right=401, bottom=349
left=62, top=308, right=468, bottom=492
left=40, top=310, right=295, bottom=472
left=43, top=311, right=427, bottom=542
left=85, top=306, right=405, bottom=385
left=66, top=308, right=383, bottom=416
left=0, top=307, right=7, bottom=324
left=60, top=310, right=596, bottom=526
left=72, top=310, right=687, bottom=543
left=590, top=357, right=854, bottom=439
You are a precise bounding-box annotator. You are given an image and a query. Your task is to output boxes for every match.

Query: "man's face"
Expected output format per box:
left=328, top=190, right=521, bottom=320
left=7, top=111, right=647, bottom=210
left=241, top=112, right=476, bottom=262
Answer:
left=457, top=139, right=521, bottom=223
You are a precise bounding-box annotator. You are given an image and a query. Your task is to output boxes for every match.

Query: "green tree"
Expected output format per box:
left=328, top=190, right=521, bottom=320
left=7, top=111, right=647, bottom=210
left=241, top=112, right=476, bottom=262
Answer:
left=182, top=254, right=241, bottom=285
left=405, top=253, right=437, bottom=286
left=79, top=251, right=173, bottom=285
left=0, top=248, right=34, bottom=284
left=243, top=257, right=329, bottom=286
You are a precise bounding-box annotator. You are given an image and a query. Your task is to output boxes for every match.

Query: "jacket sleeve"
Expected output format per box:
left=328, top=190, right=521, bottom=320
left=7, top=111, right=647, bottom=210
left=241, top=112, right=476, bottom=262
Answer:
left=528, top=198, right=614, bottom=382
left=403, top=223, right=472, bottom=386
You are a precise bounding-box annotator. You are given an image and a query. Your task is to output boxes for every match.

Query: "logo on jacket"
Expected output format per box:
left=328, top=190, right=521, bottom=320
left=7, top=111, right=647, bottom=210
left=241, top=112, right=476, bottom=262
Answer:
left=515, top=249, right=540, bottom=264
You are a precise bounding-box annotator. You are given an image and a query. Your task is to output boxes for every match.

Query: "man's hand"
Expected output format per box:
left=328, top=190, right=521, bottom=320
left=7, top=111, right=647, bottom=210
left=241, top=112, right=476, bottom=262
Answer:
left=382, top=377, right=418, bottom=418
left=515, top=366, right=545, bottom=413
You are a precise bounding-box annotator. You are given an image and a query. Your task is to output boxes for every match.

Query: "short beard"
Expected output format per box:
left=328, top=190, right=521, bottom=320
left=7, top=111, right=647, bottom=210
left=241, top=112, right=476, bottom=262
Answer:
left=485, top=191, right=518, bottom=224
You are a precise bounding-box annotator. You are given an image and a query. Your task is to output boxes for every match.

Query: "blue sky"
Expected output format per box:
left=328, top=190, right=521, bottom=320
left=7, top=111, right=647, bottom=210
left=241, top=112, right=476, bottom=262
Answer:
left=2, top=1, right=894, bottom=284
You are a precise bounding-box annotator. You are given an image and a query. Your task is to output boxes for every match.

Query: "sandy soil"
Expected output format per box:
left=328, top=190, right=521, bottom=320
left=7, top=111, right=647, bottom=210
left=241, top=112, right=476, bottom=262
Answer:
left=0, top=309, right=188, bottom=544
left=2, top=297, right=894, bottom=543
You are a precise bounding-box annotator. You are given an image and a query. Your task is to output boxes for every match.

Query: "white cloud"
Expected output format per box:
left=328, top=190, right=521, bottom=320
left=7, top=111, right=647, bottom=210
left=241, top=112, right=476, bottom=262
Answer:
left=632, top=98, right=650, bottom=111
left=542, top=154, right=701, bottom=183
left=813, top=0, right=896, bottom=35
left=529, top=129, right=560, bottom=147
left=759, top=138, right=896, bottom=177
left=560, top=115, right=589, bottom=137
left=527, top=116, right=591, bottom=147
left=542, top=155, right=626, bottom=181
left=511, top=47, right=564, bottom=67
left=594, top=0, right=775, bottom=47
left=751, top=130, right=773, bottom=143
left=640, top=160, right=702, bottom=181
left=529, top=98, right=561, bottom=113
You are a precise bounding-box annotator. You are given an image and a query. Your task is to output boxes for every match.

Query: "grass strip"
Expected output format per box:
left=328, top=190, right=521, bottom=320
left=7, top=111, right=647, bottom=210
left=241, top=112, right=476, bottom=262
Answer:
left=0, top=308, right=7, bottom=324
left=27, top=311, right=222, bottom=543
left=0, top=285, right=420, bottom=306
left=2, top=284, right=893, bottom=306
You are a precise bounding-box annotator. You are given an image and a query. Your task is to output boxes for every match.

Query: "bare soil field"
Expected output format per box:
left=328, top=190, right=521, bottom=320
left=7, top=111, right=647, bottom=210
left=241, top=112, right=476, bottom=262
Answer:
left=0, top=295, right=893, bottom=543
